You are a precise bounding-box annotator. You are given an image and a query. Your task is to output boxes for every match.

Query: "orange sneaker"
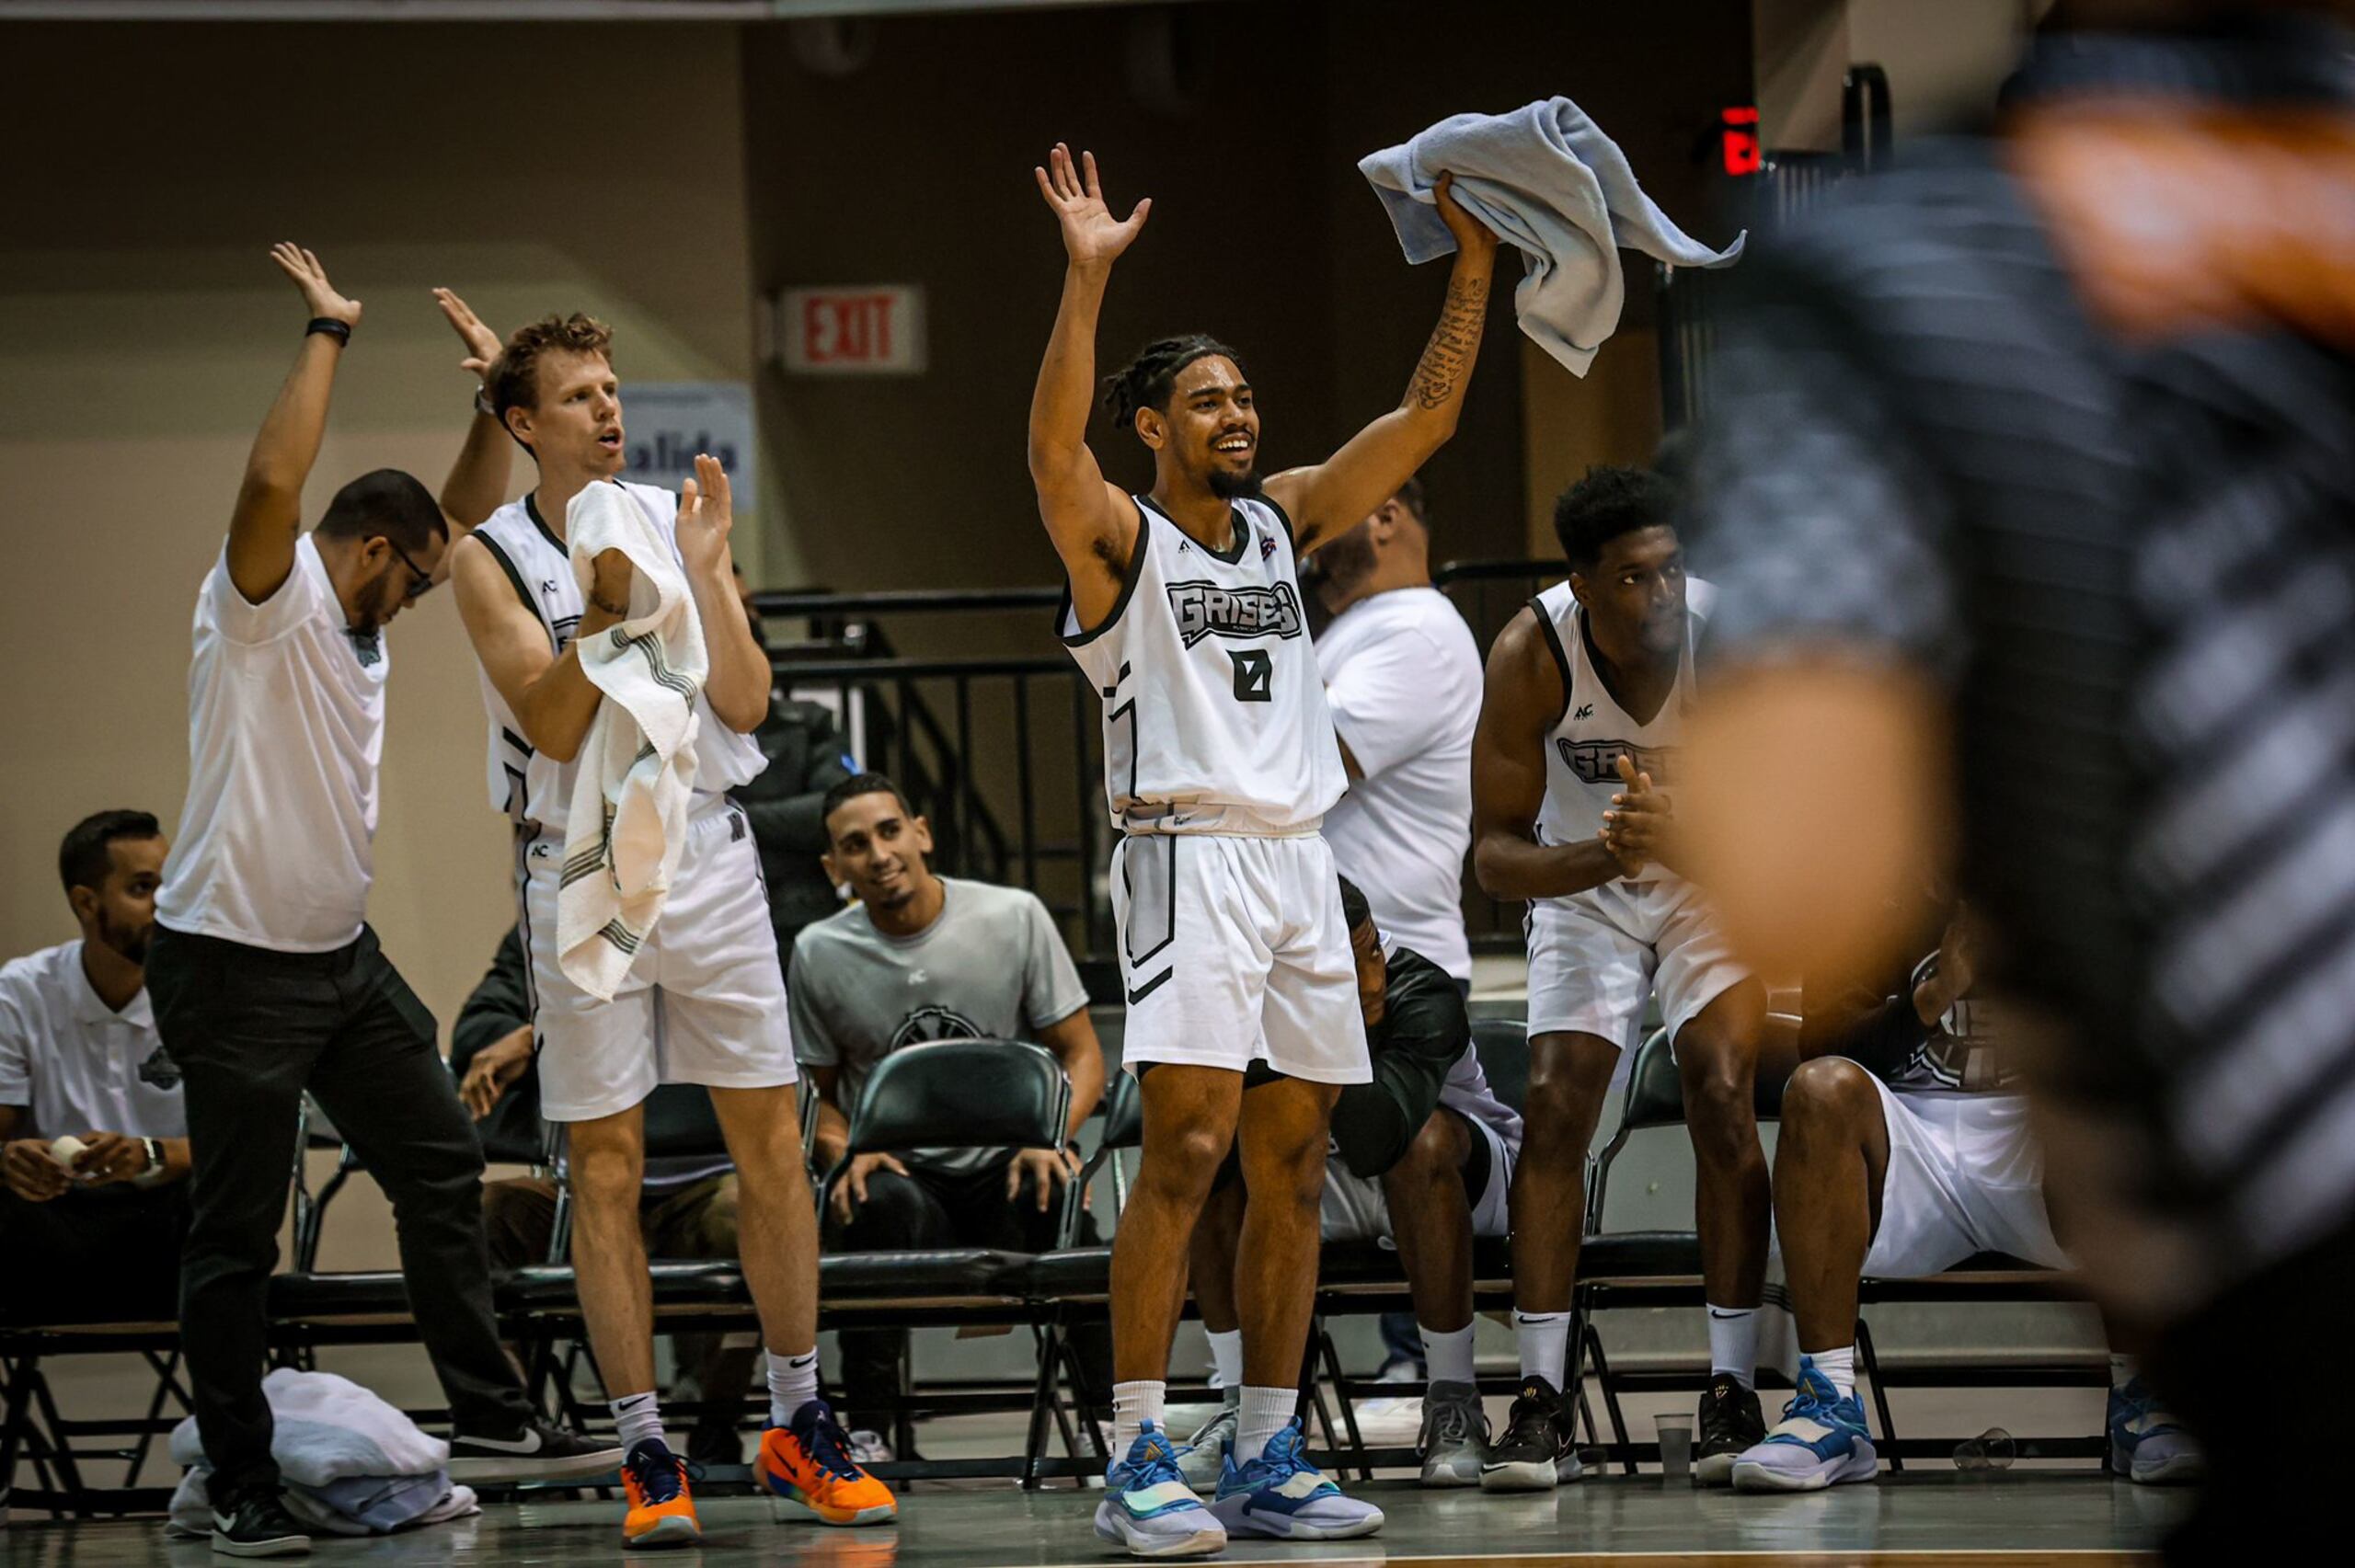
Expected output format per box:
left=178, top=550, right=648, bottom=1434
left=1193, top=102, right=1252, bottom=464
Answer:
left=619, top=1438, right=702, bottom=1548
left=758, top=1402, right=899, bottom=1527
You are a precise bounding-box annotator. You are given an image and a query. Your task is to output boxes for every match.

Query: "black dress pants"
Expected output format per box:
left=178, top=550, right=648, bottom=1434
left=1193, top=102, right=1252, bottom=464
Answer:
left=145, top=923, right=536, bottom=1503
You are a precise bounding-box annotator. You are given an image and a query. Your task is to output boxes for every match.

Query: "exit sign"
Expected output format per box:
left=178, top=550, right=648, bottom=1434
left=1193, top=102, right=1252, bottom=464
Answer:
left=776, top=285, right=926, bottom=375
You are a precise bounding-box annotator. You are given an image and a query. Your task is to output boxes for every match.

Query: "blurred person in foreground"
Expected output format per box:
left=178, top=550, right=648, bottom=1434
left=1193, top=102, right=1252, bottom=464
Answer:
left=1677, top=2, right=2355, bottom=1551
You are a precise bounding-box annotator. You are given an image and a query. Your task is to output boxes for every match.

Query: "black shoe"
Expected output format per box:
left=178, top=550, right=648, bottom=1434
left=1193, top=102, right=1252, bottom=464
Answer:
left=448, top=1416, right=625, bottom=1482
left=209, top=1490, right=311, bottom=1559
left=686, top=1421, right=745, bottom=1468
left=1694, top=1371, right=1766, bottom=1487
left=1478, top=1375, right=1580, bottom=1492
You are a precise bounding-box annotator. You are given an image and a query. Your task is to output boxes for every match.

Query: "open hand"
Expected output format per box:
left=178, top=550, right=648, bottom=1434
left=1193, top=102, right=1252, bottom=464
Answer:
left=831, top=1150, right=910, bottom=1227
left=673, top=453, right=734, bottom=578
left=461, top=1026, right=535, bottom=1120
left=432, top=287, right=503, bottom=382
left=1432, top=172, right=1498, bottom=263
left=1034, top=143, right=1151, bottom=270
left=1006, top=1145, right=1083, bottom=1214
left=270, top=242, right=361, bottom=327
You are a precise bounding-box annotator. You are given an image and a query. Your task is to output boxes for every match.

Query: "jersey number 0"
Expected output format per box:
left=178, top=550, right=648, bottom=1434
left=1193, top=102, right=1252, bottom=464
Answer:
left=1229, top=649, right=1273, bottom=703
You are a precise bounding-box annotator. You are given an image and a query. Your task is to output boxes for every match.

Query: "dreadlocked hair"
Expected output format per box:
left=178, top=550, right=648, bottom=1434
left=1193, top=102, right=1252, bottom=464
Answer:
left=1101, top=334, right=1244, bottom=435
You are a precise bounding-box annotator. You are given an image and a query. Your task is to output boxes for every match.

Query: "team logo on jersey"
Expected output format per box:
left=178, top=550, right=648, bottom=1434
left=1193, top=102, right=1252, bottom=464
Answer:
left=1258, top=532, right=1277, bottom=561
left=1574, top=704, right=1594, bottom=720
left=1166, top=578, right=1304, bottom=647
left=1557, top=738, right=1676, bottom=785
left=891, top=1004, right=982, bottom=1048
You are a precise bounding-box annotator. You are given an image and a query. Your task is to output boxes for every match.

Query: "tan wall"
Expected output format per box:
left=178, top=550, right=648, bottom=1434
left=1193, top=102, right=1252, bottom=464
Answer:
left=1756, top=0, right=2058, bottom=150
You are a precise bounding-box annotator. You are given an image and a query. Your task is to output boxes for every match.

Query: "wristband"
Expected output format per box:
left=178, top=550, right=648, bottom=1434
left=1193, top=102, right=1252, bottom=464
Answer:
left=306, top=317, right=351, bottom=345
left=132, top=1136, right=167, bottom=1187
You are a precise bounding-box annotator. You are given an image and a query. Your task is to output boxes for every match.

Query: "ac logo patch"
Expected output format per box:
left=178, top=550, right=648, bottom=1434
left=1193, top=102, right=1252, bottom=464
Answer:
left=1166, top=579, right=1304, bottom=647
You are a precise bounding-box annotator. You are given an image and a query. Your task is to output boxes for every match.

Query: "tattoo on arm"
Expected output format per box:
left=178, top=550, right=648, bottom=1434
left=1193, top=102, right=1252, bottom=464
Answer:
left=1409, top=272, right=1491, bottom=412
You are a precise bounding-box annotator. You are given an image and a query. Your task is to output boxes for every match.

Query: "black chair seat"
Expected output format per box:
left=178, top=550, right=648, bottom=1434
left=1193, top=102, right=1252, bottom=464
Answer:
left=821, top=1248, right=1032, bottom=1299
left=267, top=1271, right=415, bottom=1319
left=1020, top=1247, right=1112, bottom=1300
left=1576, top=1230, right=1703, bottom=1281
left=1864, top=1253, right=2086, bottom=1301
left=497, top=1262, right=745, bottom=1310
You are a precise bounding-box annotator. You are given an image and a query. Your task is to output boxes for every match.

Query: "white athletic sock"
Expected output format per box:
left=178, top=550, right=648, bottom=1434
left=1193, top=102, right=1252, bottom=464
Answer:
left=1419, top=1322, right=1477, bottom=1387
left=1805, top=1345, right=1856, bottom=1402
left=767, top=1347, right=820, bottom=1428
left=1113, top=1379, right=1166, bottom=1456
left=2109, top=1353, right=2137, bottom=1390
left=1235, top=1385, right=1296, bottom=1466
left=611, top=1391, right=665, bottom=1453
left=1513, top=1310, right=1570, bottom=1388
left=1206, top=1329, right=1245, bottom=1393
left=1706, top=1303, right=1760, bottom=1390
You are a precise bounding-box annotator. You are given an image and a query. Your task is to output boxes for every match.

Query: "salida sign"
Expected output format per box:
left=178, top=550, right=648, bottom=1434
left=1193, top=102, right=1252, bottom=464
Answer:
left=776, top=285, right=926, bottom=374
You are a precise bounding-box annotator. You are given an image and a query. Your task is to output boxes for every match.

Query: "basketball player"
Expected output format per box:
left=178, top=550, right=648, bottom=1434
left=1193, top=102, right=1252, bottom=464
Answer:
left=1027, top=143, right=1495, bottom=1555
left=1470, top=466, right=1770, bottom=1489
left=445, top=313, right=893, bottom=1546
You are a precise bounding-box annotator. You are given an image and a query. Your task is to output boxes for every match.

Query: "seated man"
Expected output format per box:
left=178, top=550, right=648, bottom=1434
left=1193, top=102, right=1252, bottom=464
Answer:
left=793, top=773, right=1109, bottom=1461
left=452, top=926, right=756, bottom=1466
left=1184, top=876, right=1522, bottom=1490
left=1732, top=914, right=2205, bottom=1492
left=1, top=811, right=191, bottom=1324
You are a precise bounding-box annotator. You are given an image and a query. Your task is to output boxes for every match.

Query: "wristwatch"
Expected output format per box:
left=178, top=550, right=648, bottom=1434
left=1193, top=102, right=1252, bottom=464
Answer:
left=133, top=1137, right=165, bottom=1185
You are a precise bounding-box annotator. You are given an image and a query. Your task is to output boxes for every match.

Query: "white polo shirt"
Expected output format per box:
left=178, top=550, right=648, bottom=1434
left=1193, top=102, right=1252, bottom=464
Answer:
left=156, top=534, right=386, bottom=953
left=0, top=942, right=186, bottom=1140
left=1316, top=585, right=1482, bottom=982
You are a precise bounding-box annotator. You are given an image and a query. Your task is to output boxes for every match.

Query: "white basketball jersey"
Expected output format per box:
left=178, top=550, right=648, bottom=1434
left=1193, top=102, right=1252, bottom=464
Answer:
left=1060, top=495, right=1346, bottom=836
left=1530, top=577, right=1715, bottom=885
left=470, top=479, right=765, bottom=833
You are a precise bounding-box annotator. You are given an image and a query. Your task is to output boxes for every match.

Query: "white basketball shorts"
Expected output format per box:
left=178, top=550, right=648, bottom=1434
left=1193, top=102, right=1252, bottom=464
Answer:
left=1863, top=1082, right=2071, bottom=1278
left=1523, top=875, right=1750, bottom=1051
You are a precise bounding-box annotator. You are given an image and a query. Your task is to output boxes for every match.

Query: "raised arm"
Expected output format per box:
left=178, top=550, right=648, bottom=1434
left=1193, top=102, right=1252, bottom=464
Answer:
left=1027, top=143, right=1150, bottom=631
left=1263, top=176, right=1497, bottom=553
left=674, top=455, right=771, bottom=733
left=433, top=286, right=514, bottom=540
left=450, top=533, right=629, bottom=764
left=1471, top=608, right=1638, bottom=901
left=227, top=244, right=362, bottom=604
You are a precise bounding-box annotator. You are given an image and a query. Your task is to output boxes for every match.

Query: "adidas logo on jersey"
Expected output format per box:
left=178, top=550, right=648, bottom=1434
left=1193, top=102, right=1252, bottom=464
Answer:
left=1166, top=579, right=1304, bottom=647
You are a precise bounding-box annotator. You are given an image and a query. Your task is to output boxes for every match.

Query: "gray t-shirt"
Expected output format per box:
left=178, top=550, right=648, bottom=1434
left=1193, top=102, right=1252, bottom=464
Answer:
left=791, top=877, right=1091, bottom=1173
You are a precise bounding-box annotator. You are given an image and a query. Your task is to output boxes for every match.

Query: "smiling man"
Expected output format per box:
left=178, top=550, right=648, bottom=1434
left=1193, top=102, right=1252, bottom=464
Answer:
left=1027, top=142, right=1494, bottom=1555
left=790, top=773, right=1108, bottom=1460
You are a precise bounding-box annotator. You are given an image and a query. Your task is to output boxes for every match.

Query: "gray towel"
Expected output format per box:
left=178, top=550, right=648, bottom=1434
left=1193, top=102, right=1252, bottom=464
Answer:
left=1360, top=97, right=1744, bottom=376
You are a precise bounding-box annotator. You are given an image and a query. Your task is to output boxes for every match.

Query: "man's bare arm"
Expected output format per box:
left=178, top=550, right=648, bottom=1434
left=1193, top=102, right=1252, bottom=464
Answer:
left=1472, top=610, right=1637, bottom=901
left=1036, top=1008, right=1108, bottom=1140
left=1028, top=143, right=1149, bottom=630
left=433, top=287, right=513, bottom=539
left=450, top=534, right=626, bottom=764
left=1264, top=176, right=1498, bottom=552
left=673, top=456, right=770, bottom=733
left=228, top=244, right=362, bottom=605
left=807, top=1064, right=852, bottom=1170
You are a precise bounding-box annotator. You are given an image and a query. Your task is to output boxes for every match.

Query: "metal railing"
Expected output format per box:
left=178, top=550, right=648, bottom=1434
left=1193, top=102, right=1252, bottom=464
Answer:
left=753, top=560, right=1564, bottom=967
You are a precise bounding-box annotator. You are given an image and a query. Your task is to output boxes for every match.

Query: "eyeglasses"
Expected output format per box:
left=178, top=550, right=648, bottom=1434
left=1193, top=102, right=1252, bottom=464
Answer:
left=384, top=538, right=436, bottom=601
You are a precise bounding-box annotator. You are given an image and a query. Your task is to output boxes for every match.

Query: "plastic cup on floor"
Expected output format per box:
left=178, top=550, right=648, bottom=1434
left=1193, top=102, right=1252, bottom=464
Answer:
left=1953, top=1427, right=2016, bottom=1471
left=1656, top=1413, right=1694, bottom=1485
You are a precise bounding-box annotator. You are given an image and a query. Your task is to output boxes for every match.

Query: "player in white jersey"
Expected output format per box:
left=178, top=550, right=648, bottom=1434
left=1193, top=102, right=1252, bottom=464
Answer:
left=1470, top=467, right=1772, bottom=1490
left=446, top=313, right=895, bottom=1546
left=1026, top=143, right=1495, bottom=1557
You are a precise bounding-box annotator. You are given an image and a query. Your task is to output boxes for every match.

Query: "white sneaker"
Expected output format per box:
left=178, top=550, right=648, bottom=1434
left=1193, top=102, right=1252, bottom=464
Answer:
left=1178, top=1403, right=1237, bottom=1493
left=844, top=1428, right=894, bottom=1467
left=1093, top=1424, right=1227, bottom=1559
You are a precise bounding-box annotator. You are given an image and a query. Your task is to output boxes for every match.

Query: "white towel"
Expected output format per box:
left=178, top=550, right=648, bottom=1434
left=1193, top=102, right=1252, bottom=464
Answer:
left=166, top=1368, right=478, bottom=1536
left=1360, top=97, right=1744, bottom=376
left=557, top=481, right=706, bottom=1001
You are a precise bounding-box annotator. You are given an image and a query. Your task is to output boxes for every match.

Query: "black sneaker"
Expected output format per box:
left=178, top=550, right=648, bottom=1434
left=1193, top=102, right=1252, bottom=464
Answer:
left=448, top=1416, right=625, bottom=1482
left=209, top=1490, right=311, bottom=1559
left=1694, top=1371, right=1766, bottom=1486
left=1478, top=1375, right=1580, bottom=1492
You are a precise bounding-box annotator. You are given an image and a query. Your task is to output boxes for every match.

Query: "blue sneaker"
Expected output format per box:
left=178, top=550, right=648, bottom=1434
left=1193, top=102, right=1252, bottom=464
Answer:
left=1208, top=1419, right=1384, bottom=1540
left=2108, top=1377, right=2205, bottom=1485
left=1093, top=1423, right=1226, bottom=1559
left=1730, top=1363, right=1878, bottom=1493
